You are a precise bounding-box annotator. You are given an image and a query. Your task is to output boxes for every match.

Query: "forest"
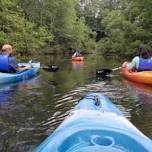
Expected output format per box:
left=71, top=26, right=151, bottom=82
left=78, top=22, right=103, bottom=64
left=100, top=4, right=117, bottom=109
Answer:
left=0, top=0, right=152, bottom=56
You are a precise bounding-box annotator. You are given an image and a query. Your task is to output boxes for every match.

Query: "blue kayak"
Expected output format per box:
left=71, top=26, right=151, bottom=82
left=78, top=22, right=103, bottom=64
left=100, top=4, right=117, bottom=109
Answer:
left=35, top=93, right=152, bottom=152
left=0, top=62, right=40, bottom=84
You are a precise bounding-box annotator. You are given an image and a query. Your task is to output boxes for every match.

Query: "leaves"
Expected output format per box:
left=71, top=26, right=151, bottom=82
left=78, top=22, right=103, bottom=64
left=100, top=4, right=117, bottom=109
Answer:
left=0, top=0, right=93, bottom=53
left=1, top=0, right=151, bottom=55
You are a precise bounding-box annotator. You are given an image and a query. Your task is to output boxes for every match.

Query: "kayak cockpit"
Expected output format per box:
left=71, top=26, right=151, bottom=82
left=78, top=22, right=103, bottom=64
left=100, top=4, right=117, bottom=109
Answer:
left=58, top=129, right=148, bottom=152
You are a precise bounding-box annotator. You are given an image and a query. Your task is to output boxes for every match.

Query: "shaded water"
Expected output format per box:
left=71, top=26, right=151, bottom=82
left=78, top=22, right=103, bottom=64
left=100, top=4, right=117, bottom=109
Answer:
left=0, top=55, right=152, bottom=152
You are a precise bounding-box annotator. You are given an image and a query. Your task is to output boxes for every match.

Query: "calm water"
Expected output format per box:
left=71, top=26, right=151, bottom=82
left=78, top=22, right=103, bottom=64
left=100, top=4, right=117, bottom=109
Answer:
left=0, top=55, right=152, bottom=152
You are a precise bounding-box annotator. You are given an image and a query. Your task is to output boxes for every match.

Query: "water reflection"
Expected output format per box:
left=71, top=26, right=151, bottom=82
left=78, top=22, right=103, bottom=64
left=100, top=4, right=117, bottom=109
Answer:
left=122, top=79, right=152, bottom=99
left=0, top=77, right=41, bottom=152
left=0, top=85, right=15, bottom=107
left=0, top=78, right=39, bottom=107
left=72, top=61, right=84, bottom=71
left=122, top=78, right=152, bottom=137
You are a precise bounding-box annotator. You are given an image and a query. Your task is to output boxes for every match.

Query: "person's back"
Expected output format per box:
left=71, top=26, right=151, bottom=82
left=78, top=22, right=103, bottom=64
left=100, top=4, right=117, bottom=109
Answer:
left=127, top=46, right=152, bottom=71
left=72, top=50, right=81, bottom=57
left=0, top=44, right=31, bottom=73
left=72, top=49, right=81, bottom=57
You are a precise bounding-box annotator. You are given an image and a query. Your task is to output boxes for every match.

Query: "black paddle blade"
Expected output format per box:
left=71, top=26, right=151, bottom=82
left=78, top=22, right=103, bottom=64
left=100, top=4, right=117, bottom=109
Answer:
left=96, top=69, right=112, bottom=76
left=42, top=65, right=59, bottom=72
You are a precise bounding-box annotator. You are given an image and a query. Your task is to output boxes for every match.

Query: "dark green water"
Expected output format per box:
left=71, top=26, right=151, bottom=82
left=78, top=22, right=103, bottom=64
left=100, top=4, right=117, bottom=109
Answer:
left=0, top=55, right=152, bottom=152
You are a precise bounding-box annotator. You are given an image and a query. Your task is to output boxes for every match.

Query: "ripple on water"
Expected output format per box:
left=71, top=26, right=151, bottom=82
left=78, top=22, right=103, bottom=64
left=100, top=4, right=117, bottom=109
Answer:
left=50, top=81, right=132, bottom=126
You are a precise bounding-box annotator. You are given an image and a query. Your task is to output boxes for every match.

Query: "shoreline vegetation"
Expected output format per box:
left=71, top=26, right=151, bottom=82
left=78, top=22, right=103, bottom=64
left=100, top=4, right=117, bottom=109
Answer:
left=0, top=0, right=152, bottom=56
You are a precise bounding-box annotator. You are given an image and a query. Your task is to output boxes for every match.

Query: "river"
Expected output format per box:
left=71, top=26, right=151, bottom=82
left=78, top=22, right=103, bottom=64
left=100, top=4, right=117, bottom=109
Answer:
left=0, top=55, right=152, bottom=152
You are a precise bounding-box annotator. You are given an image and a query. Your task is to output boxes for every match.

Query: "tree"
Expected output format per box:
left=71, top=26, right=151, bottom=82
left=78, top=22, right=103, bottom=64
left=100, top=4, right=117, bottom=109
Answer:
left=0, top=0, right=52, bottom=53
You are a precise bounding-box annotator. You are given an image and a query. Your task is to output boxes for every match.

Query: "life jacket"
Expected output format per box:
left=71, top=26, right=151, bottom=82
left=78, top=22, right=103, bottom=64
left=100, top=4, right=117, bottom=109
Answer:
left=73, top=51, right=81, bottom=57
left=137, top=58, right=152, bottom=71
left=0, top=55, right=13, bottom=73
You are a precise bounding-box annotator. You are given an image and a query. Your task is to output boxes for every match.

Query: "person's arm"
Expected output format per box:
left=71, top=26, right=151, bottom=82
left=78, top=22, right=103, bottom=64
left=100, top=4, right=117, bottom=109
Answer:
left=126, top=56, right=139, bottom=70
left=9, top=57, right=31, bottom=72
left=72, top=52, right=76, bottom=57
left=18, top=65, right=32, bottom=72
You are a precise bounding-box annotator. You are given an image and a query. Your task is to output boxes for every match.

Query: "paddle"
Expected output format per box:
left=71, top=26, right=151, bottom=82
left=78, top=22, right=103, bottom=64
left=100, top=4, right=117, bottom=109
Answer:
left=42, top=65, right=59, bottom=72
left=96, top=67, right=121, bottom=76
left=28, top=60, right=59, bottom=72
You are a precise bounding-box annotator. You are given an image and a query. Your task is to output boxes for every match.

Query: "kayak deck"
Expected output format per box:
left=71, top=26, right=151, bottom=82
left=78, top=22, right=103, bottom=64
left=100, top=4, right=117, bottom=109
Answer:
left=35, top=93, right=152, bottom=152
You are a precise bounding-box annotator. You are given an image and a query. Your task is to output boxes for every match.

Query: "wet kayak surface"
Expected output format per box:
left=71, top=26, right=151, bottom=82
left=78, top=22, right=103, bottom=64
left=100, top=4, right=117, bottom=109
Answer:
left=0, top=55, right=152, bottom=152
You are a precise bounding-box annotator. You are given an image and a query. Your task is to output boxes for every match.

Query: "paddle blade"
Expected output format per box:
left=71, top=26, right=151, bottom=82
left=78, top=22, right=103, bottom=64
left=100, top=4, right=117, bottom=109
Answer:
left=96, top=69, right=112, bottom=76
left=42, top=65, right=59, bottom=72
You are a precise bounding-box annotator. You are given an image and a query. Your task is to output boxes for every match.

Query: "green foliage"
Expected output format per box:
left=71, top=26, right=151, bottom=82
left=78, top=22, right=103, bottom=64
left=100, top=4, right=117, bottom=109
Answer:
left=78, top=0, right=152, bottom=55
left=0, top=0, right=92, bottom=54
left=1, top=0, right=152, bottom=55
left=0, top=0, right=52, bottom=53
left=97, top=0, right=152, bottom=55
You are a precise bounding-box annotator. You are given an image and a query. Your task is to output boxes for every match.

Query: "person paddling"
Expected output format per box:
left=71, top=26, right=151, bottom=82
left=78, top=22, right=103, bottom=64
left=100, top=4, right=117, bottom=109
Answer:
left=0, top=44, right=31, bottom=73
left=126, top=45, right=152, bottom=71
left=72, top=49, right=82, bottom=57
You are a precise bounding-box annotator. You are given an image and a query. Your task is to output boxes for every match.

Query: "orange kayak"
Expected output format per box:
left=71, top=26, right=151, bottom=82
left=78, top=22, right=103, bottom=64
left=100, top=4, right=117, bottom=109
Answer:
left=72, top=56, right=84, bottom=61
left=121, top=62, right=152, bottom=85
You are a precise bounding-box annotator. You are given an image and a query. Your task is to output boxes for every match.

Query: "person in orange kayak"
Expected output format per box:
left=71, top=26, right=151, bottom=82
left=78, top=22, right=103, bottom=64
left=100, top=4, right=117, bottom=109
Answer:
left=72, top=49, right=82, bottom=57
left=127, top=45, right=152, bottom=71
left=0, top=44, right=31, bottom=73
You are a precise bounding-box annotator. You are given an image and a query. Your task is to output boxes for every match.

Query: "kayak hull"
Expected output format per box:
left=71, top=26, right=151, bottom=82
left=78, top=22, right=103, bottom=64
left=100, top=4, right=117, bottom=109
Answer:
left=0, top=62, right=40, bottom=84
left=121, top=62, right=152, bottom=85
left=72, top=56, right=84, bottom=61
left=35, top=93, right=152, bottom=152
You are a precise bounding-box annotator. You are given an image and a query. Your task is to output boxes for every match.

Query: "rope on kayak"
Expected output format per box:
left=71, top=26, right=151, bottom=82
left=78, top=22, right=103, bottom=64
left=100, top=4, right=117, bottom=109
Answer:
left=80, top=95, right=101, bottom=107
left=94, top=95, right=100, bottom=106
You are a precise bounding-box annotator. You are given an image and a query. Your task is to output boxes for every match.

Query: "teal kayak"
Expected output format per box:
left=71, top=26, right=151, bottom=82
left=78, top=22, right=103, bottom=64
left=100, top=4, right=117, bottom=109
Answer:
left=35, top=93, right=152, bottom=152
left=0, top=62, right=40, bottom=84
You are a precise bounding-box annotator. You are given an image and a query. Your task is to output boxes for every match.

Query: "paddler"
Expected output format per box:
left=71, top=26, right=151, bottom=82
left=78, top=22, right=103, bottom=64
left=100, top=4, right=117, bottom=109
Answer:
left=126, top=45, right=152, bottom=71
left=0, top=44, right=31, bottom=73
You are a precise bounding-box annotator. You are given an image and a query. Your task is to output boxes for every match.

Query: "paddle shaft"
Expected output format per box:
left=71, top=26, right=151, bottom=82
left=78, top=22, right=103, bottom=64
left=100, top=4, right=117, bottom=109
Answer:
left=96, top=66, right=121, bottom=76
left=41, top=65, right=59, bottom=72
left=112, top=67, right=121, bottom=71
